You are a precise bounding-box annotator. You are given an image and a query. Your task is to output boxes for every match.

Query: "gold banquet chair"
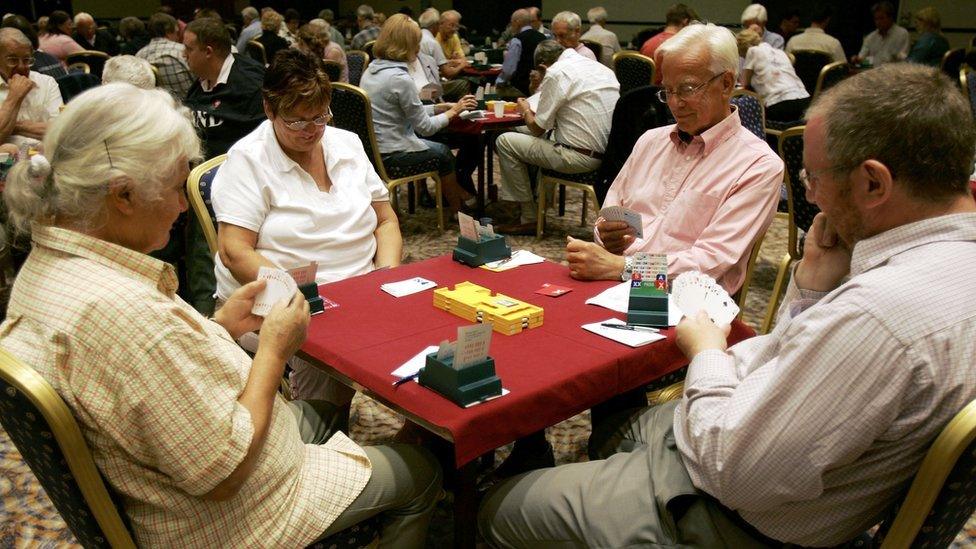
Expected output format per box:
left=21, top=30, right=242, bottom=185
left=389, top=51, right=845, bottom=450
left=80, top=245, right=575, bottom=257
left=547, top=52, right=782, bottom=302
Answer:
left=612, top=51, right=655, bottom=95
left=329, top=82, right=444, bottom=231
left=246, top=39, right=268, bottom=66
left=186, top=154, right=227, bottom=256
left=65, top=49, right=109, bottom=76
left=0, top=347, right=137, bottom=548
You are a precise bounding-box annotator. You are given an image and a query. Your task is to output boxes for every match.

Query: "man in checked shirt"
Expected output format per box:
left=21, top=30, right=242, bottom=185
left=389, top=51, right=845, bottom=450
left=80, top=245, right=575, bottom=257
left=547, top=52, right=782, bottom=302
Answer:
left=479, top=63, right=976, bottom=548
left=136, top=12, right=194, bottom=99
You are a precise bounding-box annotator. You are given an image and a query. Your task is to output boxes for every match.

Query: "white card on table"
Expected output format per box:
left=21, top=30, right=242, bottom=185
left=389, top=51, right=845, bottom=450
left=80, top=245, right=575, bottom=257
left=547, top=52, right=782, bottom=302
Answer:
left=454, top=323, right=493, bottom=369
left=380, top=277, right=438, bottom=297
left=252, top=266, right=299, bottom=317
left=480, top=249, right=546, bottom=272
left=586, top=281, right=683, bottom=326
left=581, top=318, right=666, bottom=347
left=599, top=205, right=644, bottom=239
left=390, top=345, right=440, bottom=379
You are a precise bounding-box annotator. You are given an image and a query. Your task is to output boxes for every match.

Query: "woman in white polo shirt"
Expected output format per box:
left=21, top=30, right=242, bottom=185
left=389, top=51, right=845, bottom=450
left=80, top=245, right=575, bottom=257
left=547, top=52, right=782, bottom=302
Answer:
left=211, top=49, right=402, bottom=406
left=737, top=27, right=811, bottom=123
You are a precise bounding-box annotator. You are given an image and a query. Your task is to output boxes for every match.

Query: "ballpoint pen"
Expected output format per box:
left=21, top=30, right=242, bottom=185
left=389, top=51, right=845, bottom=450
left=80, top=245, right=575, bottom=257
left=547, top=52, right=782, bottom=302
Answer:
left=599, top=323, right=659, bottom=333
left=393, top=372, right=421, bottom=387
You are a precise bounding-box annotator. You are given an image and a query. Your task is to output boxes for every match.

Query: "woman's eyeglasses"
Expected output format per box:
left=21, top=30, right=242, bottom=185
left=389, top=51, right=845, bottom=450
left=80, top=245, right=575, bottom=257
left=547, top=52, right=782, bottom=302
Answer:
left=281, top=108, right=333, bottom=131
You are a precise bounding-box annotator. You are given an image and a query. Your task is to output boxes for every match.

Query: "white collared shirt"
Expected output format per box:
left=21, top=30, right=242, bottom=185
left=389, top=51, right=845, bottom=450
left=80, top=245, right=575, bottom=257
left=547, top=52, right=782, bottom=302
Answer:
left=785, top=27, right=846, bottom=63
left=534, top=48, right=619, bottom=153
left=200, top=54, right=234, bottom=92
left=211, top=121, right=390, bottom=300
left=0, top=71, right=62, bottom=147
left=858, top=24, right=910, bottom=64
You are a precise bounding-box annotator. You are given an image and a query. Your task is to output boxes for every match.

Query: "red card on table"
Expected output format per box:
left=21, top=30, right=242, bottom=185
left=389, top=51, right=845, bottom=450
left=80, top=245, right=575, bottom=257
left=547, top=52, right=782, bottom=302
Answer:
left=535, top=283, right=573, bottom=297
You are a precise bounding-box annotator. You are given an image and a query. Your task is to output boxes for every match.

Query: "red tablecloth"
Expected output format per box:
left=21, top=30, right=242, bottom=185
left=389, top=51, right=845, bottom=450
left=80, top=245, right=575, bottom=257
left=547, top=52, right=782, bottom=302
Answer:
left=301, top=255, right=755, bottom=465
left=461, top=66, right=502, bottom=77
left=446, top=112, right=523, bottom=136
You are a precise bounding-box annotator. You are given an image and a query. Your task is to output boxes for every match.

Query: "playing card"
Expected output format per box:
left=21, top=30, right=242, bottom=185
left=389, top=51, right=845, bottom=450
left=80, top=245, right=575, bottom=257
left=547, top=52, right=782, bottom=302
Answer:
left=703, top=286, right=740, bottom=325
left=252, top=266, right=299, bottom=317
left=599, top=205, right=644, bottom=238
left=458, top=211, right=479, bottom=240
left=535, top=283, right=573, bottom=297
left=671, top=271, right=739, bottom=324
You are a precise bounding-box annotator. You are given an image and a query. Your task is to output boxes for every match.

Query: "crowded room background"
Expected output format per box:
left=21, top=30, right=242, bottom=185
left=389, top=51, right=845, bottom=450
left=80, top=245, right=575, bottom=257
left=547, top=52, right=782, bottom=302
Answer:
left=1, top=0, right=976, bottom=547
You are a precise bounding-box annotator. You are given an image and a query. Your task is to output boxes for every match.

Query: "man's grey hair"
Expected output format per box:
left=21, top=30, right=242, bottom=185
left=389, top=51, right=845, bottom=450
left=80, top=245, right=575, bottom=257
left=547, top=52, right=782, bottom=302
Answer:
left=73, top=12, right=94, bottom=25
left=511, top=9, right=532, bottom=28
left=534, top=39, right=565, bottom=67
left=740, top=4, right=768, bottom=25
left=307, top=18, right=330, bottom=38
left=357, top=4, right=375, bottom=21
left=806, top=63, right=976, bottom=202
left=587, top=7, right=608, bottom=25
left=657, top=23, right=739, bottom=79
left=418, top=8, right=440, bottom=29
left=552, top=11, right=581, bottom=31
left=318, top=9, right=334, bottom=21
left=102, top=55, right=155, bottom=89
left=241, top=6, right=258, bottom=23
left=441, top=10, right=461, bottom=23
left=0, top=27, right=31, bottom=51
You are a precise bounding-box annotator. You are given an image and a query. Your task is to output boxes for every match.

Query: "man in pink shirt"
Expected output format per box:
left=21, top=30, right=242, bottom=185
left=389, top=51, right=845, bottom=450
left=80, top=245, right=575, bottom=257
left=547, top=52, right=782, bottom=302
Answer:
left=568, top=23, right=782, bottom=295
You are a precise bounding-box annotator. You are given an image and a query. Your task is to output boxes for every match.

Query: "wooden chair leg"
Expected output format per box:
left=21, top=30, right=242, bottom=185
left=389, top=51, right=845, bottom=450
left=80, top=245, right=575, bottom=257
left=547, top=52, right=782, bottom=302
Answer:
left=558, top=185, right=566, bottom=216
left=536, top=178, right=548, bottom=238
left=432, top=175, right=444, bottom=232
left=580, top=191, right=588, bottom=226
left=761, top=253, right=794, bottom=334
left=407, top=182, right=416, bottom=214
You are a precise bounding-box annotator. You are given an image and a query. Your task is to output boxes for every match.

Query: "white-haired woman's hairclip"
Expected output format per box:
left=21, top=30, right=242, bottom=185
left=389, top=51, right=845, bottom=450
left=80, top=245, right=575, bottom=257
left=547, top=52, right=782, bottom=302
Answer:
left=27, top=153, right=52, bottom=182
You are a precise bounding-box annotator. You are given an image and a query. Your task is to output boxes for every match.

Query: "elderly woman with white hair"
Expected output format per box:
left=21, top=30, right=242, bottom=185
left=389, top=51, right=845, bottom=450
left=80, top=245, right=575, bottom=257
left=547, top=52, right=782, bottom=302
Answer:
left=737, top=27, right=810, bottom=122
left=0, top=82, right=442, bottom=547
left=741, top=3, right=784, bottom=49
left=101, top=55, right=156, bottom=89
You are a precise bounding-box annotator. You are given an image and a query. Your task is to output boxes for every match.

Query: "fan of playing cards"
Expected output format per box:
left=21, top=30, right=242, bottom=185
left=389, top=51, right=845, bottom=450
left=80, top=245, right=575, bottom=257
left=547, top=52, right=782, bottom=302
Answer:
left=671, top=271, right=740, bottom=325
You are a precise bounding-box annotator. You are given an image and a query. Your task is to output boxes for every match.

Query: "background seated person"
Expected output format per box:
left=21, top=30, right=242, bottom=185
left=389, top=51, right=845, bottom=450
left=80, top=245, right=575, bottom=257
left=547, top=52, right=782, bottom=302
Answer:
left=257, top=10, right=289, bottom=64
left=359, top=14, right=478, bottom=215
left=567, top=23, right=782, bottom=295
left=299, top=19, right=348, bottom=82
left=906, top=7, right=949, bottom=67
left=213, top=50, right=401, bottom=407
left=101, top=55, right=156, bottom=88
left=0, top=83, right=441, bottom=548
left=738, top=28, right=810, bottom=123
left=0, top=28, right=62, bottom=148
left=495, top=9, right=545, bottom=97
left=852, top=1, right=909, bottom=66
left=37, top=10, right=83, bottom=66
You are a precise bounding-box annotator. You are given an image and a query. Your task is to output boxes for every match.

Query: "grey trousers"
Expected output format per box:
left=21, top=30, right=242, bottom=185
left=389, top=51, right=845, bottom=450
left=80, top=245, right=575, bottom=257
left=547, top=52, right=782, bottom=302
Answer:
left=495, top=131, right=601, bottom=221
left=477, top=401, right=776, bottom=548
left=286, top=400, right=443, bottom=549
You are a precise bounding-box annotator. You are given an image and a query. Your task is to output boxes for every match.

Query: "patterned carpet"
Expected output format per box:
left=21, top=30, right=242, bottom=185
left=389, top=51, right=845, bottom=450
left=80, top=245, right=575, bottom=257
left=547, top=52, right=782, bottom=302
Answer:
left=2, top=184, right=974, bottom=546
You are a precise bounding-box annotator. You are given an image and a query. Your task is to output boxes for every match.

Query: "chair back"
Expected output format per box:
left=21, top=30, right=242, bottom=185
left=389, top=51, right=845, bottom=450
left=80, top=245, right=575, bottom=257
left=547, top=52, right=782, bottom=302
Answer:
left=67, top=61, right=90, bottom=74
left=581, top=39, right=602, bottom=61
left=329, top=83, right=386, bottom=179
left=346, top=50, right=369, bottom=86
left=778, top=126, right=819, bottom=259
left=186, top=155, right=227, bottom=256
left=876, top=398, right=976, bottom=548
left=245, top=40, right=267, bottom=65
left=940, top=48, right=966, bottom=81
left=597, top=85, right=670, bottom=203
left=612, top=51, right=655, bottom=95
left=149, top=63, right=160, bottom=86
left=962, top=65, right=976, bottom=118
left=733, top=225, right=769, bottom=313
left=814, top=61, right=849, bottom=99
left=0, top=347, right=136, bottom=548
left=54, top=72, right=101, bottom=103
left=790, top=49, right=833, bottom=95
left=323, top=60, right=343, bottom=83
left=362, top=40, right=376, bottom=60
left=730, top=89, right=766, bottom=140
left=65, top=50, right=110, bottom=77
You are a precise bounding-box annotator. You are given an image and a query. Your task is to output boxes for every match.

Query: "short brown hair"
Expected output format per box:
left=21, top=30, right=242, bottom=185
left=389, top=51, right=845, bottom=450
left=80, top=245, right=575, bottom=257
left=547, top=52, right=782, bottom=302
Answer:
left=373, top=13, right=420, bottom=62
left=186, top=17, right=231, bottom=56
left=148, top=12, right=177, bottom=38
left=807, top=63, right=976, bottom=202
left=263, top=49, right=332, bottom=116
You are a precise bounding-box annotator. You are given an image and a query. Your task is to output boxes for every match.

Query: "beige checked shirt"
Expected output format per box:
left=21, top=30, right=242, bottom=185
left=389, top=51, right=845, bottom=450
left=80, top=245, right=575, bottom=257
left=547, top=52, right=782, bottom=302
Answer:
left=673, top=213, right=976, bottom=545
left=0, top=225, right=371, bottom=548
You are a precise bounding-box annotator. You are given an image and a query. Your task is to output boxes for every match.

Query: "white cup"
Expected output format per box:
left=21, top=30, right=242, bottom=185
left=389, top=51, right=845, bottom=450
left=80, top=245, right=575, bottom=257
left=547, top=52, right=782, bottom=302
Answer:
left=493, top=101, right=505, bottom=118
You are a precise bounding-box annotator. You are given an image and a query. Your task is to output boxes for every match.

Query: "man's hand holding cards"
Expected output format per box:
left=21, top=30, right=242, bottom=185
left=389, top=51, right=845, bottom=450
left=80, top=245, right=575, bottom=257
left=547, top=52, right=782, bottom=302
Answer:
left=671, top=271, right=739, bottom=325
left=598, top=206, right=643, bottom=254
left=252, top=266, right=300, bottom=317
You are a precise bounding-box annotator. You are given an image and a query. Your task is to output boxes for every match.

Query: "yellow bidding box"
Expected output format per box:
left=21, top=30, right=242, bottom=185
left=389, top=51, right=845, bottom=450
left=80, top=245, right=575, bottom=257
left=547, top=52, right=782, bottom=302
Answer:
left=434, top=282, right=543, bottom=335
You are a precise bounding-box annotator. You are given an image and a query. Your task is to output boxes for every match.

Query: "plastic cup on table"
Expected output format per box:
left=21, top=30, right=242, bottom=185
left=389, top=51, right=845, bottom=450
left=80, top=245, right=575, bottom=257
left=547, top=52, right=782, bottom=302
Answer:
left=494, top=100, right=505, bottom=118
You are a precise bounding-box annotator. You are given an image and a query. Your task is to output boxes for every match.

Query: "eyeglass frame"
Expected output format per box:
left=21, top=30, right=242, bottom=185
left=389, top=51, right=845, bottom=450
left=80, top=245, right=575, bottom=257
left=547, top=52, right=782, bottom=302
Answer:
left=3, top=55, right=35, bottom=69
left=655, top=71, right=725, bottom=103
left=799, top=165, right=854, bottom=191
left=279, top=108, right=333, bottom=131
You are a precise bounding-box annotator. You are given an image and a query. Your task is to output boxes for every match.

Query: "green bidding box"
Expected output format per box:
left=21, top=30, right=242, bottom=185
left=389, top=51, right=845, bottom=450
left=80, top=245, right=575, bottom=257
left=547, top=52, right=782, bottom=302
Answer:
left=418, top=353, right=502, bottom=407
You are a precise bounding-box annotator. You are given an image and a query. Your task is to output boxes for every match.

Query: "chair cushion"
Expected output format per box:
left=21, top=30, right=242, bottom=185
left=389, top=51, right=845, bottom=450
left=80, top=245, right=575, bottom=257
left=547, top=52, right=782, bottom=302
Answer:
left=730, top=95, right=765, bottom=140
left=383, top=157, right=440, bottom=180
left=616, top=57, right=654, bottom=94
left=541, top=168, right=601, bottom=185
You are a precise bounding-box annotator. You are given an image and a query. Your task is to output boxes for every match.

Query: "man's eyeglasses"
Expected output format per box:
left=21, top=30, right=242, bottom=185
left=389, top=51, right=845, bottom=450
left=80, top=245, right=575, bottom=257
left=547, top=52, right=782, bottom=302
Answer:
left=656, top=72, right=724, bottom=103
left=3, top=56, right=35, bottom=69
left=281, top=108, right=333, bottom=131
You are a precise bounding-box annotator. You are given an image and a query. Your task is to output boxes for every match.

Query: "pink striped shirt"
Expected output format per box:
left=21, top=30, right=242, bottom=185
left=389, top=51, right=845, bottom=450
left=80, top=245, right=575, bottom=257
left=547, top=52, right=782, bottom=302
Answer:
left=674, top=213, right=976, bottom=545
left=600, top=108, right=783, bottom=293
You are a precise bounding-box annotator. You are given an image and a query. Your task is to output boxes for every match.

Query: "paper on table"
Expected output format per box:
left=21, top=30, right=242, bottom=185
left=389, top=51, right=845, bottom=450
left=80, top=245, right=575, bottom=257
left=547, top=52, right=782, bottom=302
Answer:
left=480, top=249, right=546, bottom=272
left=585, top=281, right=682, bottom=326
left=381, top=277, right=438, bottom=297
left=391, top=345, right=439, bottom=379
left=582, top=318, right=666, bottom=347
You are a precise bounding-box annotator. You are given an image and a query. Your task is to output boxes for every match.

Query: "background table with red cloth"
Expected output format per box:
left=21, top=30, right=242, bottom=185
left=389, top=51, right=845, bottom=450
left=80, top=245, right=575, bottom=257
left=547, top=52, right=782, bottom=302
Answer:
left=461, top=66, right=502, bottom=78
left=300, top=255, right=754, bottom=466
left=445, top=113, right=525, bottom=213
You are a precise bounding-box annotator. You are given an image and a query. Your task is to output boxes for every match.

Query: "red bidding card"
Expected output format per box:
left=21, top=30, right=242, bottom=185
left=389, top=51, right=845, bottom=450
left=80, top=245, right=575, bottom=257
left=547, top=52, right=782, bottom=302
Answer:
left=535, top=283, right=573, bottom=297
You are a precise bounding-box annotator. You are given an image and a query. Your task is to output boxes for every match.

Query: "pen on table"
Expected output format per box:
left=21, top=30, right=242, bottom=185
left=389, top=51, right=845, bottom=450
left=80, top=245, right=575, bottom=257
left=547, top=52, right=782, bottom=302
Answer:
left=393, top=372, right=421, bottom=387
left=600, top=323, right=659, bottom=333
